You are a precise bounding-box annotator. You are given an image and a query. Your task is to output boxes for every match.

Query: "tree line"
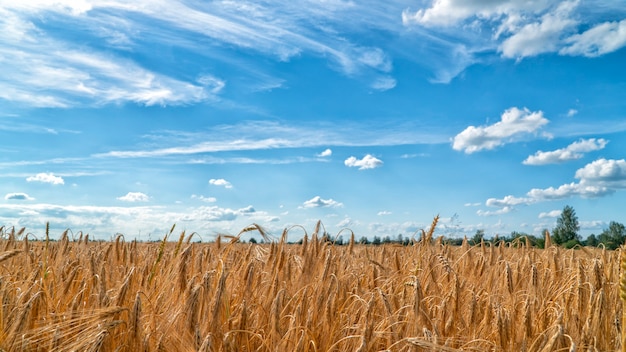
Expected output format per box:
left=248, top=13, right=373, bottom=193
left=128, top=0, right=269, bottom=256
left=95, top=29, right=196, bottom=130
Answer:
left=464, top=205, right=625, bottom=249
left=247, top=205, right=625, bottom=249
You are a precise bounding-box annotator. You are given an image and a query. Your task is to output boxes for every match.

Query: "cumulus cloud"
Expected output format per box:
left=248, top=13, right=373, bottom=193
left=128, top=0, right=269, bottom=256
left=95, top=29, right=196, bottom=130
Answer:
left=377, top=211, right=392, bottom=216
left=5, top=192, right=34, bottom=201
left=209, top=178, right=233, bottom=189
left=526, top=158, right=623, bottom=198
left=482, top=158, right=626, bottom=215
left=117, top=192, right=150, bottom=202
left=344, top=154, right=383, bottom=170
left=0, top=200, right=281, bottom=240
left=403, top=0, right=626, bottom=62
left=402, top=0, right=550, bottom=27
left=453, top=107, right=549, bottom=153
left=485, top=195, right=532, bottom=207
left=499, top=1, right=578, bottom=59
left=539, top=210, right=562, bottom=218
left=317, top=149, right=332, bottom=157
left=26, top=172, right=65, bottom=185
left=301, top=196, right=343, bottom=209
left=561, top=19, right=626, bottom=57
left=238, top=205, right=256, bottom=214
left=523, top=138, right=608, bottom=165
left=527, top=182, right=612, bottom=200
left=575, top=158, right=626, bottom=182
left=567, top=109, right=578, bottom=117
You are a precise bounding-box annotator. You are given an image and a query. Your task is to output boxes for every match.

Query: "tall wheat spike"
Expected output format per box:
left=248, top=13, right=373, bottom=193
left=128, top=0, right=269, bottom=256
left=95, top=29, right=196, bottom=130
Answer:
left=619, top=245, right=626, bottom=352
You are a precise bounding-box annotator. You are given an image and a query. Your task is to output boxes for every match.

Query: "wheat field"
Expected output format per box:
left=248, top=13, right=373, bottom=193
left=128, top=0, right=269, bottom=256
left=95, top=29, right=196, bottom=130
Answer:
left=0, top=222, right=624, bottom=351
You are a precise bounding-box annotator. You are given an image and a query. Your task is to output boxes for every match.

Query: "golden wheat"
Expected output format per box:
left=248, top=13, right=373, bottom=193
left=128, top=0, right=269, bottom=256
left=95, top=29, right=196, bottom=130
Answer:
left=0, top=223, right=624, bottom=351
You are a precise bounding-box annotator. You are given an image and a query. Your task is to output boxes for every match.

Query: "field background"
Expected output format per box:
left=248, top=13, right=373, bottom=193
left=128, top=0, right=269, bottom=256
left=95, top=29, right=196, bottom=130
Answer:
left=0, top=224, right=623, bottom=351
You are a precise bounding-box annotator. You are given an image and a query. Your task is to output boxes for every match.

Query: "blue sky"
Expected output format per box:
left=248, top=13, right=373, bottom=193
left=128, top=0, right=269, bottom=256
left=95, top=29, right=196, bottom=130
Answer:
left=1, top=0, right=626, bottom=241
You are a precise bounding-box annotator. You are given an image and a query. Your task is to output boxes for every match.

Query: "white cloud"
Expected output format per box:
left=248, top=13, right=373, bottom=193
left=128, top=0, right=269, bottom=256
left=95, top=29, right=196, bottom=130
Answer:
left=26, top=172, right=65, bottom=185
left=317, top=148, right=332, bottom=157
left=402, top=0, right=552, bottom=27
left=499, top=1, right=578, bottom=59
left=301, top=196, right=343, bottom=209
left=5, top=192, right=34, bottom=201
left=171, top=205, right=247, bottom=222
left=567, top=109, right=578, bottom=117
left=97, top=120, right=450, bottom=160
left=561, top=19, right=626, bottom=57
left=191, top=194, right=217, bottom=203
left=483, top=158, right=626, bottom=214
left=485, top=195, right=532, bottom=207
left=344, top=154, right=383, bottom=170
left=0, top=7, right=211, bottom=108
left=464, top=202, right=481, bottom=207
left=358, top=48, right=392, bottom=72
left=370, top=76, right=397, bottom=91
left=523, top=138, right=608, bottom=165
left=196, top=75, right=226, bottom=94
left=377, top=211, right=392, bottom=216
left=209, top=178, right=233, bottom=189
left=337, top=217, right=353, bottom=228
left=0, top=0, right=402, bottom=107
left=238, top=205, right=256, bottom=214
left=453, top=107, right=549, bottom=153
left=0, top=201, right=281, bottom=240
left=403, top=0, right=626, bottom=65
left=574, top=158, right=626, bottom=182
left=580, top=220, right=606, bottom=231
left=117, top=192, right=150, bottom=202
left=538, top=210, right=562, bottom=218
left=477, top=206, right=514, bottom=216
left=527, top=182, right=612, bottom=200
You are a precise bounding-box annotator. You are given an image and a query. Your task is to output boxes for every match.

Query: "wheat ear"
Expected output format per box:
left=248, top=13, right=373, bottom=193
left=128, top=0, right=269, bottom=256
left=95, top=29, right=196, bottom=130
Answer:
left=619, top=246, right=626, bottom=352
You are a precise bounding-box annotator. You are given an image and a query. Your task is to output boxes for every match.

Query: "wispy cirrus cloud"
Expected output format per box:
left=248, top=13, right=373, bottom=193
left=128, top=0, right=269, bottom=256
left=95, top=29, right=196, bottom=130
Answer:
left=96, top=120, right=448, bottom=159
left=0, top=6, right=215, bottom=108
left=370, top=76, right=397, bottom=91
left=0, top=0, right=403, bottom=109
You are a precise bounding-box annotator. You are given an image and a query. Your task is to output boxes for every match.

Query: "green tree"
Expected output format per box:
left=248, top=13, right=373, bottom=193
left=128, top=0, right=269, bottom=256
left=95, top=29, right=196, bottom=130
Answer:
left=598, top=221, right=626, bottom=250
left=585, top=234, right=598, bottom=247
left=552, top=205, right=580, bottom=246
left=470, top=229, right=485, bottom=245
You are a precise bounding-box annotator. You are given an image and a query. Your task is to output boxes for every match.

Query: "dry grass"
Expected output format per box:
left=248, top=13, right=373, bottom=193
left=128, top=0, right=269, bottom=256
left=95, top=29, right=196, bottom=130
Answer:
left=0, top=223, right=624, bottom=351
